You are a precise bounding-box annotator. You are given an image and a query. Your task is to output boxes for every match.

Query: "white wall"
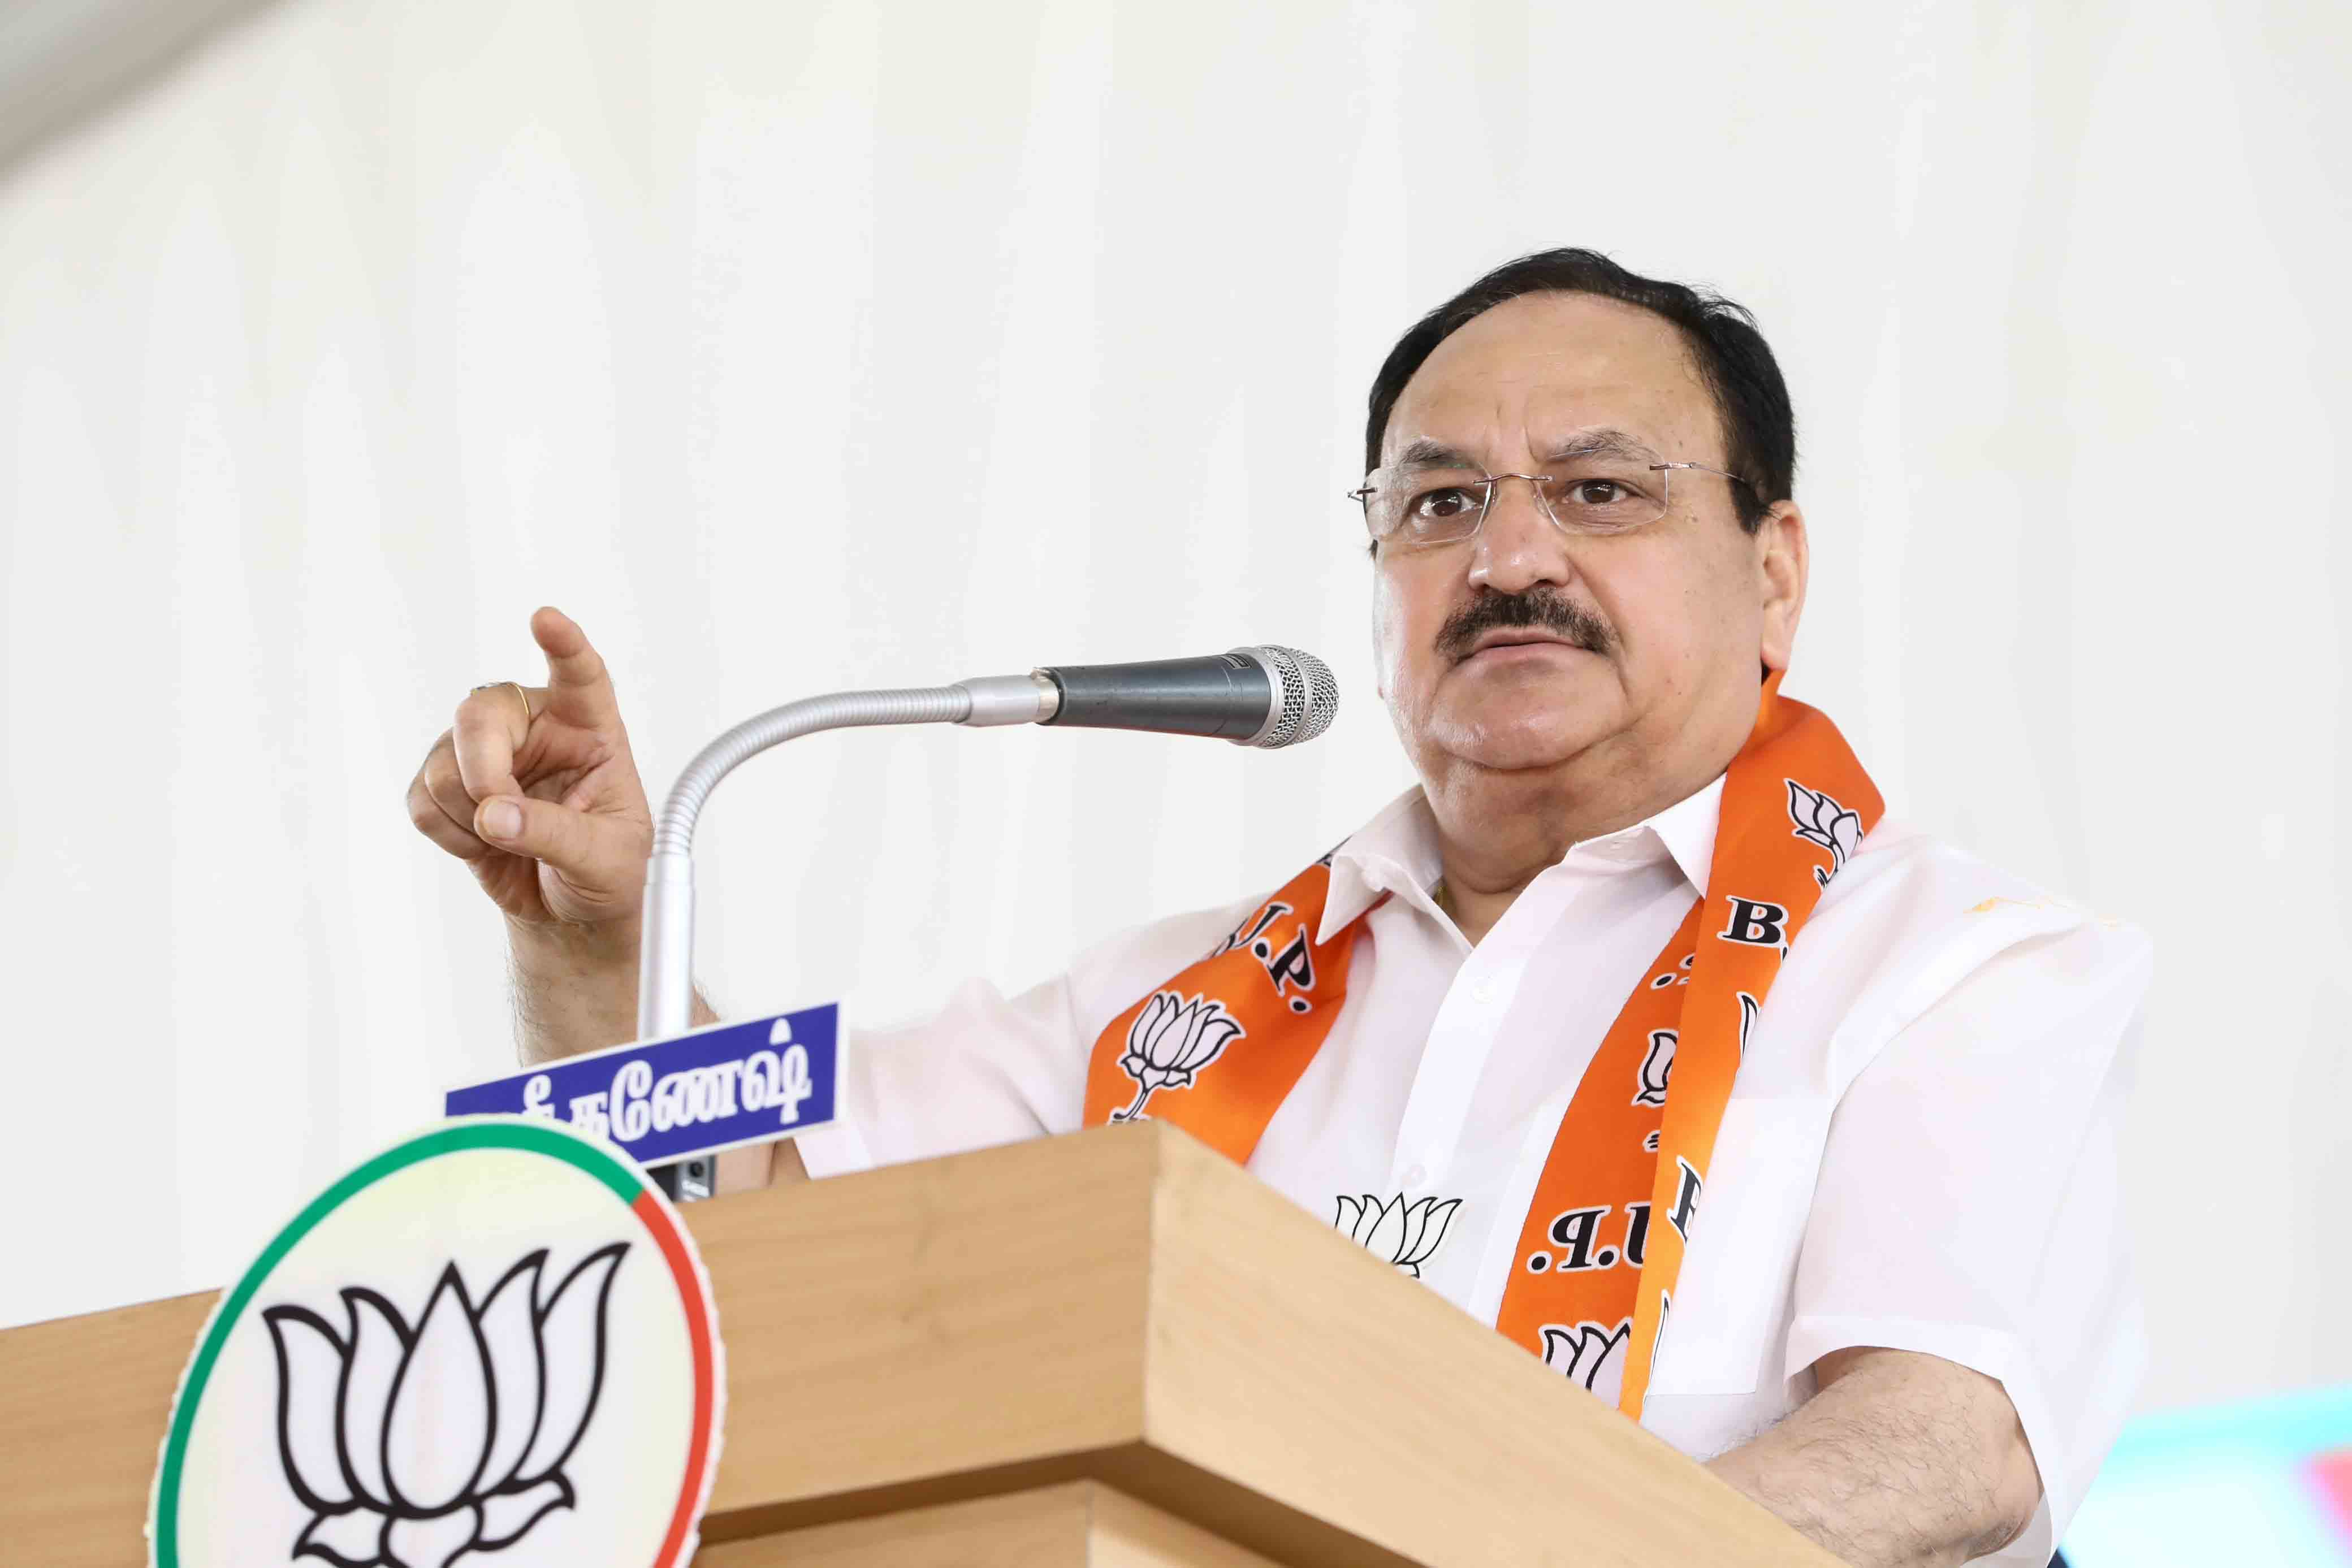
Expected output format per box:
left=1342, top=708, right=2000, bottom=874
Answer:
left=2, top=0, right=2344, bottom=1414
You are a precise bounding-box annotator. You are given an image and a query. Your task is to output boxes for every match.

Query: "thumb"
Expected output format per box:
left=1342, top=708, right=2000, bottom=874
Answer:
left=474, top=795, right=644, bottom=902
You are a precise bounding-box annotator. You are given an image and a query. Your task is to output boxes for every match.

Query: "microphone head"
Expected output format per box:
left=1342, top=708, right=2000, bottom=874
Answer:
left=1234, top=645, right=1338, bottom=749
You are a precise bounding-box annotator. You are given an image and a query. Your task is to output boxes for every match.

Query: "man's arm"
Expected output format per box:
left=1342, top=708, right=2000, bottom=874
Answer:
left=1704, top=1346, right=2042, bottom=1568
left=507, top=921, right=697, bottom=1064
left=516, top=937, right=798, bottom=1191
left=509, top=922, right=798, bottom=1191
left=404, top=610, right=828, bottom=1198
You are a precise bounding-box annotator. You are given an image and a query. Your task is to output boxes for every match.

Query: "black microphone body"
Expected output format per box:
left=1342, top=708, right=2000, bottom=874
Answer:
left=1043, top=653, right=1270, bottom=740
left=1031, top=645, right=1336, bottom=750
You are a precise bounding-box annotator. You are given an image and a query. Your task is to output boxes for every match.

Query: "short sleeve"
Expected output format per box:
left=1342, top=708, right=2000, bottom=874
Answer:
left=794, top=898, right=1253, bottom=1180
left=1782, top=917, right=2154, bottom=1565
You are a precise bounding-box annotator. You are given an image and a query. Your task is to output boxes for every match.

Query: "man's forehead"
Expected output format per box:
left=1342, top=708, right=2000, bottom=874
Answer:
left=1382, top=292, right=1716, bottom=464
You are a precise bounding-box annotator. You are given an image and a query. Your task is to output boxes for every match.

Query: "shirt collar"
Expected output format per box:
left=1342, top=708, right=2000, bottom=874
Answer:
left=1640, top=772, right=1722, bottom=896
left=1319, top=773, right=1724, bottom=943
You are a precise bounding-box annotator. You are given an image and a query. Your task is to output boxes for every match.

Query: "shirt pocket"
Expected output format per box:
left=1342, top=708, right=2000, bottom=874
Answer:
left=1646, top=1095, right=1827, bottom=1396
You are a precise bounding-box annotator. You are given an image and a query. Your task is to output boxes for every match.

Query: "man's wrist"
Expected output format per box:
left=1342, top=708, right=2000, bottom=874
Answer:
left=505, top=916, right=642, bottom=1062
left=507, top=913, right=642, bottom=979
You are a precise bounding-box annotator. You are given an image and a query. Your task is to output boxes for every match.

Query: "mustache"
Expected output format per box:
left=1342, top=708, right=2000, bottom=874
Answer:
left=1436, top=588, right=1618, bottom=662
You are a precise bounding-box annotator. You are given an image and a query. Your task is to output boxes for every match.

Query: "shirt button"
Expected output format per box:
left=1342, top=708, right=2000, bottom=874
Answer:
left=1402, top=1163, right=1428, bottom=1189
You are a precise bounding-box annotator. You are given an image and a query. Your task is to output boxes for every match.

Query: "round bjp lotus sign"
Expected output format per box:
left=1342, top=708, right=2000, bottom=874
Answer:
left=149, top=1119, right=723, bottom=1568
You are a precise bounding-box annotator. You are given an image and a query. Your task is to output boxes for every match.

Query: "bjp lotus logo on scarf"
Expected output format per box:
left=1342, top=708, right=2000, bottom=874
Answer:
left=1334, top=1193, right=1462, bottom=1279
left=258, top=1244, right=627, bottom=1568
left=1110, top=990, right=1245, bottom=1122
left=1787, top=779, right=1861, bottom=886
left=1634, top=1029, right=1675, bottom=1107
left=1540, top=1318, right=1632, bottom=1394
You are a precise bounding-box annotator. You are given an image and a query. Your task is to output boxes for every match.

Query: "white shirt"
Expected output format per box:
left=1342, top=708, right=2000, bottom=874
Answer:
left=797, top=780, right=2151, bottom=1565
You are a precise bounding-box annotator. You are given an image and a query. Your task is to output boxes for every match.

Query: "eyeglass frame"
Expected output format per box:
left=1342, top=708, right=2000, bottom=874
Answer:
left=1347, top=459, right=1757, bottom=547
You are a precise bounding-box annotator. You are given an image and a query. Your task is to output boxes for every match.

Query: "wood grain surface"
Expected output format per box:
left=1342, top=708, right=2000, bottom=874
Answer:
left=693, top=1480, right=1286, bottom=1567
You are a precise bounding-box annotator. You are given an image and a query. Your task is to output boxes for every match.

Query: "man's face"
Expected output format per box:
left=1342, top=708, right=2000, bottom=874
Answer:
left=1370, top=291, right=1803, bottom=815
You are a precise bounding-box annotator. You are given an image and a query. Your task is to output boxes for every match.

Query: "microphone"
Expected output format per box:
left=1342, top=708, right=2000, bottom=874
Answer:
left=634, top=643, right=1340, bottom=1203
left=955, top=646, right=1338, bottom=748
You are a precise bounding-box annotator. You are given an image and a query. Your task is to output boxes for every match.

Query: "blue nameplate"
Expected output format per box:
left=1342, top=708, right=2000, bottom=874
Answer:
left=444, top=1002, right=844, bottom=1167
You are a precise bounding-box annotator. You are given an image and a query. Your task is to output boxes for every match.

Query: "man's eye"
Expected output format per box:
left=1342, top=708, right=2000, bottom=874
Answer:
left=1566, top=479, right=1632, bottom=506
left=1411, top=487, right=1479, bottom=521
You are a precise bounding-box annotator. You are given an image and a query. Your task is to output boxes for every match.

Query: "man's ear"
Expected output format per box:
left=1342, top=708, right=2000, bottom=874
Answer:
left=1756, top=500, right=1808, bottom=673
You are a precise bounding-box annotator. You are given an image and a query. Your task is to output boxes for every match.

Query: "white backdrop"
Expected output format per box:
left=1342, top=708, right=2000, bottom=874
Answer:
left=2, top=0, right=2345, bottom=1416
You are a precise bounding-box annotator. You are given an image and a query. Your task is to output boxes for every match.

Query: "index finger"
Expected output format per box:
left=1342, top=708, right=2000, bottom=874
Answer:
left=530, top=605, right=623, bottom=727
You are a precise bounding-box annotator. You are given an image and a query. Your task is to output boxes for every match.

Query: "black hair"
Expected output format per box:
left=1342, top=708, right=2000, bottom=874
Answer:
left=1363, top=248, right=1794, bottom=534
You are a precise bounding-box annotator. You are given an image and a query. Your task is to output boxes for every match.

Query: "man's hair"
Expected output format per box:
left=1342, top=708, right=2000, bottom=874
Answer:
left=1363, top=248, right=1795, bottom=534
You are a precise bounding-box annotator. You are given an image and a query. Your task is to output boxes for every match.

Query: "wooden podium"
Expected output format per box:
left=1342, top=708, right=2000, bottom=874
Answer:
left=0, top=1122, right=1836, bottom=1566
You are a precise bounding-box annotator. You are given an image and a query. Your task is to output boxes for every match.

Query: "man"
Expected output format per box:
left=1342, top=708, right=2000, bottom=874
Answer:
left=407, top=250, right=2146, bottom=1567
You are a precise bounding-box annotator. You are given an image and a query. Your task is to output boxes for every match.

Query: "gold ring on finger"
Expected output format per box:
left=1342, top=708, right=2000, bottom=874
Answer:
left=472, top=681, right=536, bottom=724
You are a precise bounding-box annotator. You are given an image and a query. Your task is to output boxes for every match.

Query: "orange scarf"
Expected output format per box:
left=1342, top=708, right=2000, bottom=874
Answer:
left=1082, top=676, right=1881, bottom=1418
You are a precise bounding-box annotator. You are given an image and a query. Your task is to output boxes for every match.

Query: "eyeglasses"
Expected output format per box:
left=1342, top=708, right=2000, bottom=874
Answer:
left=1349, top=453, right=1753, bottom=548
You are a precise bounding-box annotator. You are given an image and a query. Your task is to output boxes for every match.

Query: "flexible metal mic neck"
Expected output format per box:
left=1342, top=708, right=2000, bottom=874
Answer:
left=638, top=678, right=1059, bottom=1042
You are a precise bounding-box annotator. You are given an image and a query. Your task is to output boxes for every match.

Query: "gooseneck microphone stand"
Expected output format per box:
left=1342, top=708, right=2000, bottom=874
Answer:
left=630, top=644, right=1335, bottom=1200
left=634, top=675, right=1059, bottom=1200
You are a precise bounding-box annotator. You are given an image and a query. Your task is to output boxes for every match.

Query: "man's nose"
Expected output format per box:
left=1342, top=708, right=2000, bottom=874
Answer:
left=1467, top=475, right=1575, bottom=595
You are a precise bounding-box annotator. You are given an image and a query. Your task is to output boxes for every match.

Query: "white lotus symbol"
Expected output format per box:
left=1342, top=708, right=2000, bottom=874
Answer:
left=1635, top=1028, right=1675, bottom=1107
left=1334, top=1193, right=1462, bottom=1278
left=1786, top=779, right=1861, bottom=885
left=1540, top=1318, right=1631, bottom=1393
left=1111, top=991, right=1244, bottom=1122
left=261, top=1244, right=627, bottom=1568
